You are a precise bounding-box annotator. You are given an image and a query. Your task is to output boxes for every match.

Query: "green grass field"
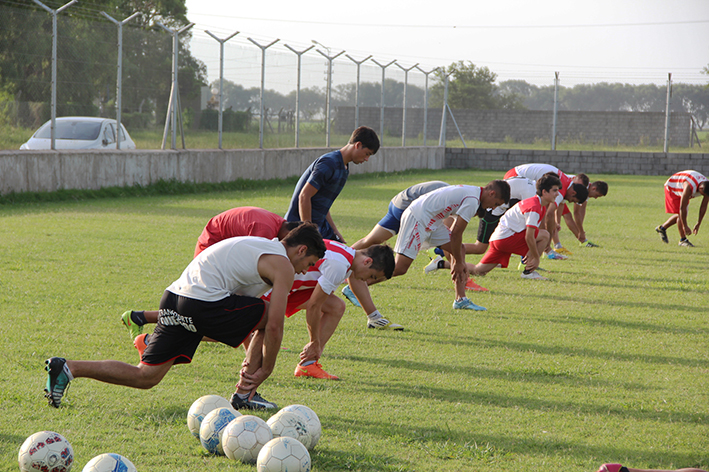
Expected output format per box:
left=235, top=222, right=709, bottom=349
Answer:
left=1, top=169, right=708, bottom=471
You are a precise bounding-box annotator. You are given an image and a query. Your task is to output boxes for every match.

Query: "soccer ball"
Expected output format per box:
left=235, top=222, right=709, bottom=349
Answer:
left=256, top=437, right=311, bottom=472
left=18, top=431, right=74, bottom=472
left=199, top=407, right=241, bottom=455
left=280, top=404, right=321, bottom=449
left=81, top=453, right=137, bottom=472
left=222, top=415, right=273, bottom=464
left=267, top=410, right=313, bottom=450
left=187, top=394, right=235, bottom=439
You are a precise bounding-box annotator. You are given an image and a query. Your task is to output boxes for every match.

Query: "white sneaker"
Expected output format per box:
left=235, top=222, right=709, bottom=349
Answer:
left=367, top=317, right=404, bottom=330
left=521, top=270, right=548, bottom=280
left=424, top=255, right=443, bottom=274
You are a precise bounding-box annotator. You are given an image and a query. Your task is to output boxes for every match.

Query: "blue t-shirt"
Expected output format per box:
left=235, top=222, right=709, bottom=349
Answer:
left=285, top=150, right=348, bottom=240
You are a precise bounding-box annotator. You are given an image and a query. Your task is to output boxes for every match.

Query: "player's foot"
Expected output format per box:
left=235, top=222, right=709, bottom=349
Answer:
left=544, top=250, right=568, bottom=260
left=134, top=333, right=150, bottom=357
left=294, top=362, right=340, bottom=380
left=679, top=238, right=695, bottom=247
left=452, top=297, right=486, bottom=311
left=521, top=270, right=548, bottom=280
left=597, top=464, right=625, bottom=472
left=579, top=239, right=599, bottom=247
left=121, top=310, right=143, bottom=340
left=230, top=391, right=278, bottom=410
left=465, top=278, right=489, bottom=292
left=44, top=357, right=72, bottom=408
left=655, top=225, right=668, bottom=243
left=367, top=317, right=404, bottom=330
left=424, top=255, right=444, bottom=274
left=341, top=285, right=361, bottom=307
left=555, top=246, right=573, bottom=255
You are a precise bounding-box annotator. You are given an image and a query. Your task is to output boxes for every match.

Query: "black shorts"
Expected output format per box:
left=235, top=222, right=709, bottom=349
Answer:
left=476, top=198, right=520, bottom=244
left=141, top=291, right=266, bottom=366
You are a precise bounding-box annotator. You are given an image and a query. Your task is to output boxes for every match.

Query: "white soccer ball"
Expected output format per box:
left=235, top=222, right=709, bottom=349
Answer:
left=267, top=410, right=313, bottom=450
left=222, top=415, right=273, bottom=464
left=256, top=437, right=311, bottom=472
left=280, top=404, right=321, bottom=449
left=81, top=453, right=137, bottom=472
left=187, top=394, right=235, bottom=439
left=18, top=431, right=74, bottom=472
left=199, top=407, right=241, bottom=455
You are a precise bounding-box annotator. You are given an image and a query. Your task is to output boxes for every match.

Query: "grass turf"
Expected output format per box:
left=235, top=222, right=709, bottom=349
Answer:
left=1, top=169, right=707, bottom=471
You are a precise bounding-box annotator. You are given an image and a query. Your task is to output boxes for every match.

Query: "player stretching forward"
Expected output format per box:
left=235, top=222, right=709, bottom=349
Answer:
left=655, top=170, right=709, bottom=247
left=44, top=223, right=326, bottom=410
left=265, top=240, right=396, bottom=380
left=505, top=163, right=605, bottom=252
left=469, top=173, right=561, bottom=281
left=387, top=180, right=510, bottom=311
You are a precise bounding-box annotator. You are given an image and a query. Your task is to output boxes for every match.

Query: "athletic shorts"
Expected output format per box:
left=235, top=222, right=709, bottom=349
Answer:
left=477, top=210, right=502, bottom=244
left=376, top=202, right=404, bottom=234
left=664, top=186, right=681, bottom=214
left=394, top=211, right=451, bottom=260
left=141, top=290, right=266, bottom=366
left=503, top=168, right=518, bottom=179
left=479, top=229, right=538, bottom=268
left=262, top=288, right=314, bottom=318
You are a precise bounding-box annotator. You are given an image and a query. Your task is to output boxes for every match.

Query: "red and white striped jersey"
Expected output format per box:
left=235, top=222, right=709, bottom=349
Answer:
left=290, top=239, right=355, bottom=296
left=490, top=195, right=547, bottom=242
left=665, top=170, right=708, bottom=198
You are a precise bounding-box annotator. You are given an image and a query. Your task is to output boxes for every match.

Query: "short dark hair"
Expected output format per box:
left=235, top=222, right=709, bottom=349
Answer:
left=574, top=172, right=590, bottom=187
left=591, top=181, right=609, bottom=196
left=698, top=181, right=709, bottom=194
left=361, top=244, right=395, bottom=279
left=570, top=183, right=588, bottom=204
left=537, top=172, right=562, bottom=195
left=283, top=221, right=302, bottom=232
left=486, top=179, right=510, bottom=205
left=282, top=222, right=326, bottom=259
left=349, top=126, right=380, bottom=154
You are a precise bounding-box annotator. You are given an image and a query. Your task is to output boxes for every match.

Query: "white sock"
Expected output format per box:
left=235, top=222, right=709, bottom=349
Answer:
left=367, top=310, right=382, bottom=321
left=63, top=363, right=74, bottom=381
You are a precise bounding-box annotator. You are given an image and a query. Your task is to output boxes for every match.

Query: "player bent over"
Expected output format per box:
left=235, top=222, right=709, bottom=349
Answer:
left=43, top=223, right=326, bottom=410
left=386, top=180, right=510, bottom=311
left=469, top=173, right=561, bottom=281
left=655, top=170, right=709, bottom=247
left=264, top=241, right=396, bottom=380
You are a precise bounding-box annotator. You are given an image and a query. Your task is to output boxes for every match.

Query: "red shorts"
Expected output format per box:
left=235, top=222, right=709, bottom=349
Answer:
left=664, top=186, right=681, bottom=214
left=503, top=168, right=518, bottom=179
left=262, top=288, right=314, bottom=317
left=479, top=229, right=537, bottom=268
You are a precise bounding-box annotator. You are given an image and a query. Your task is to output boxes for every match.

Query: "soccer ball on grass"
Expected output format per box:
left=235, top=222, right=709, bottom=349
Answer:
left=256, top=437, right=311, bottom=472
left=267, top=410, right=313, bottom=450
left=222, top=415, right=273, bottom=464
left=199, top=406, right=241, bottom=455
left=187, top=394, right=235, bottom=439
left=81, top=453, right=137, bottom=472
left=18, top=431, right=74, bottom=472
left=280, top=404, right=321, bottom=449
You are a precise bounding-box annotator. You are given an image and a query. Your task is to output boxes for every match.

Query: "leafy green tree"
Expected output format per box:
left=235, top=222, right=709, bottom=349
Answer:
left=430, top=61, right=522, bottom=109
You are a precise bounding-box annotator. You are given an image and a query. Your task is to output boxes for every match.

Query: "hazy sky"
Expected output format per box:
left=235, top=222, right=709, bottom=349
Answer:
left=183, top=0, right=709, bottom=91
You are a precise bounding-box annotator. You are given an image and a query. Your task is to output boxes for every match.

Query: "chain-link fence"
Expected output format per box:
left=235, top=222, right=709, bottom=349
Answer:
left=1, top=1, right=707, bottom=150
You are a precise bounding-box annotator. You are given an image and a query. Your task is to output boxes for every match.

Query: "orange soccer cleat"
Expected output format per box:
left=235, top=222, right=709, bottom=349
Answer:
left=465, top=278, right=489, bottom=292
left=294, top=362, right=340, bottom=380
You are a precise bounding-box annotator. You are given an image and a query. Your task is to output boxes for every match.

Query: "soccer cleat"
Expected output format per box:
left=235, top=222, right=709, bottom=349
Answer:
left=579, top=240, right=599, bottom=248
left=521, top=270, right=548, bottom=280
left=424, top=255, right=443, bottom=274
left=294, top=362, right=340, bottom=380
left=341, top=285, right=361, bottom=307
left=134, top=333, right=150, bottom=357
left=230, top=391, right=278, bottom=410
left=555, top=246, right=573, bottom=256
left=427, top=247, right=444, bottom=259
left=679, top=238, right=695, bottom=247
left=367, top=317, right=404, bottom=330
left=452, top=297, right=486, bottom=311
left=655, top=225, right=668, bottom=243
left=465, top=278, right=489, bottom=292
left=121, top=310, right=143, bottom=340
left=597, top=464, right=626, bottom=472
left=544, top=250, right=568, bottom=260
left=44, top=357, right=72, bottom=408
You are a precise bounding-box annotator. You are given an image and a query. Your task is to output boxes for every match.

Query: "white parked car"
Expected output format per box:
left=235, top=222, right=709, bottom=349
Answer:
left=20, top=116, right=136, bottom=150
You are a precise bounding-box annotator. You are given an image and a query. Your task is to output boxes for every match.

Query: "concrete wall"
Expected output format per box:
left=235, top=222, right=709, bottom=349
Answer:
left=335, top=107, right=692, bottom=147
left=445, top=148, right=709, bottom=176
left=0, top=146, right=444, bottom=195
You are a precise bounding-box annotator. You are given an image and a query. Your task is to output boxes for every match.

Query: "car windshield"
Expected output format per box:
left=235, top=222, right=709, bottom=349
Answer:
left=35, top=120, right=102, bottom=140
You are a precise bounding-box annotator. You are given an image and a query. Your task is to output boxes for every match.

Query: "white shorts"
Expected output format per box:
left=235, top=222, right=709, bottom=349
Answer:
left=394, top=210, right=451, bottom=259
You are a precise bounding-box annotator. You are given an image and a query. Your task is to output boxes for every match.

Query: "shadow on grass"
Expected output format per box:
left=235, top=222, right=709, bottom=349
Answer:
left=311, top=447, right=406, bottom=472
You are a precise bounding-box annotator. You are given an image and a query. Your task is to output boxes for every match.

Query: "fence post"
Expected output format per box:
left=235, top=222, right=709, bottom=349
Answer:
left=415, top=66, right=438, bottom=146
left=438, top=72, right=451, bottom=146
left=285, top=44, right=315, bottom=148
left=552, top=71, right=559, bottom=151
left=247, top=38, right=280, bottom=149
left=664, top=73, right=672, bottom=153
left=345, top=54, right=372, bottom=129
left=372, top=59, right=396, bottom=145
left=205, top=30, right=239, bottom=150
left=313, top=41, right=344, bottom=147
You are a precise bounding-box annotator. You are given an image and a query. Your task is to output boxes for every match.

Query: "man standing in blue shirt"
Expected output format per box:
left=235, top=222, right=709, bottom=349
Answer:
left=285, top=126, right=380, bottom=242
